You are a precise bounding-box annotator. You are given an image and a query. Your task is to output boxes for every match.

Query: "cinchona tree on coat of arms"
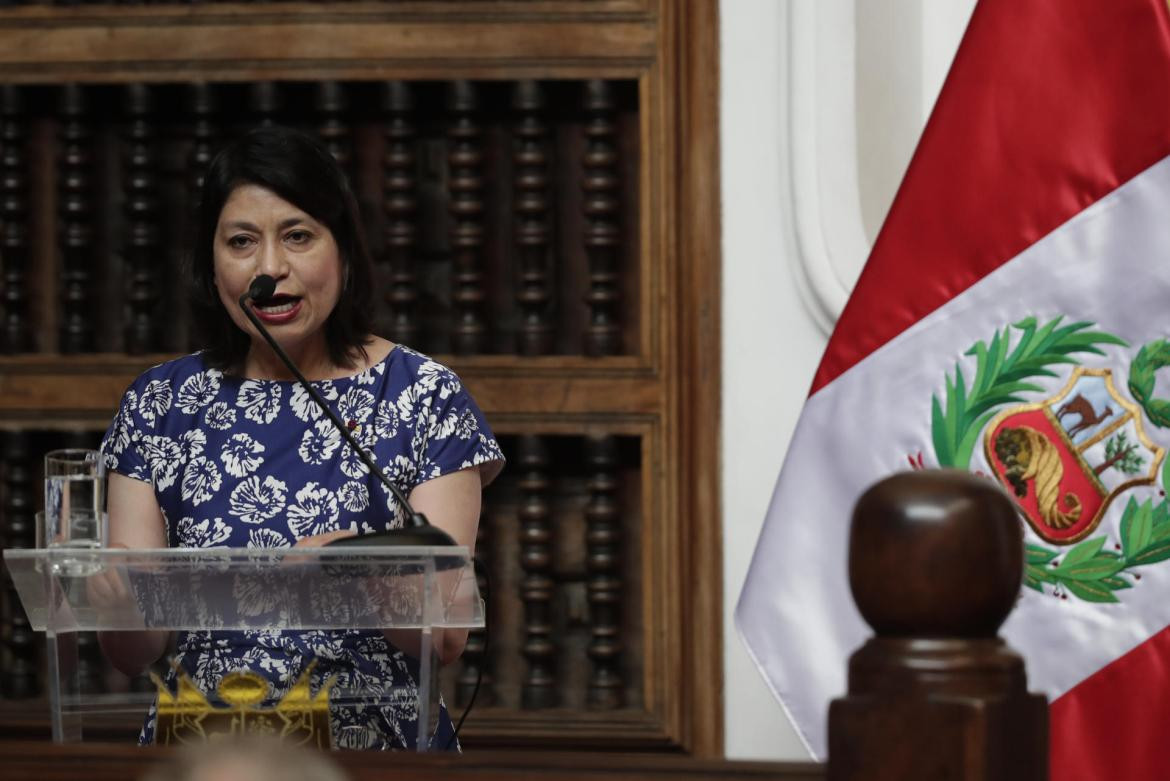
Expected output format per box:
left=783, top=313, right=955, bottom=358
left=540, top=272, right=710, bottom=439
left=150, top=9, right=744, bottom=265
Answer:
left=927, top=316, right=1170, bottom=603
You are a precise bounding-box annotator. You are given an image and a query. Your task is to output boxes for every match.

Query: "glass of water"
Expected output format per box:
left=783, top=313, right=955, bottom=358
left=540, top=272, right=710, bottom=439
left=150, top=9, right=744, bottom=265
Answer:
left=44, top=449, right=108, bottom=573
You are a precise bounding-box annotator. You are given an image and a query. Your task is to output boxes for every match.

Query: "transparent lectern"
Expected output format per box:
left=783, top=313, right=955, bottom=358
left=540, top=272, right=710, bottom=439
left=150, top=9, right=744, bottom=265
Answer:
left=2, top=545, right=482, bottom=750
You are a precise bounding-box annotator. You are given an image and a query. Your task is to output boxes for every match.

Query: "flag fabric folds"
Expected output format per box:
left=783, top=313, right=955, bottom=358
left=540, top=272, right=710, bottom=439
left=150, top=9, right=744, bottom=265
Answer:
left=736, top=1, right=1170, bottom=778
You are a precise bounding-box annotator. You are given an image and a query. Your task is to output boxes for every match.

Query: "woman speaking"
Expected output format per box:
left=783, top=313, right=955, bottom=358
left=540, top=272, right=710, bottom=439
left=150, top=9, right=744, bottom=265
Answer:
left=98, top=126, right=504, bottom=749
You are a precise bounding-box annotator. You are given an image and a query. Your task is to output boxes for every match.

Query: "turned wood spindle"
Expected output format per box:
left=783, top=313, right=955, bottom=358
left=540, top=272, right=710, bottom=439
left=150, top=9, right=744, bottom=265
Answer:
left=519, top=435, right=556, bottom=708
left=457, top=501, right=493, bottom=707
left=188, top=83, right=217, bottom=196
left=124, top=84, right=161, bottom=354
left=828, top=470, right=1048, bottom=781
left=447, top=81, right=486, bottom=355
left=1, top=430, right=38, bottom=698
left=249, top=82, right=281, bottom=128
left=0, top=85, right=30, bottom=353
left=58, top=84, right=96, bottom=354
left=315, top=81, right=351, bottom=170
left=381, top=81, right=419, bottom=348
left=183, top=83, right=218, bottom=353
left=582, top=81, right=621, bottom=357
left=585, top=434, right=622, bottom=708
left=513, top=80, right=553, bottom=356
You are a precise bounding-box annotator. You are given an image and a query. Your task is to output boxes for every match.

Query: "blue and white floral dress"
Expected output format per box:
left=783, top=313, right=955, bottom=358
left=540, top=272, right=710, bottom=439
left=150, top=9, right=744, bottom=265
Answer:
left=100, top=345, right=504, bottom=749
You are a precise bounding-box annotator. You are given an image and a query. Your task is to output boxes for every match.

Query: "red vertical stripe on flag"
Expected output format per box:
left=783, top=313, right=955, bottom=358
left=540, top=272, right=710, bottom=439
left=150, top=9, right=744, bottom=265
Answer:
left=1050, top=625, right=1170, bottom=780
left=811, top=0, right=1170, bottom=394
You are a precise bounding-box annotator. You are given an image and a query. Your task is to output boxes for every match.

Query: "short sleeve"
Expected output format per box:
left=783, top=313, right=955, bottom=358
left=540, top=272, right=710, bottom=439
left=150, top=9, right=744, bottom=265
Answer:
left=100, top=386, right=152, bottom=484
left=412, top=367, right=505, bottom=488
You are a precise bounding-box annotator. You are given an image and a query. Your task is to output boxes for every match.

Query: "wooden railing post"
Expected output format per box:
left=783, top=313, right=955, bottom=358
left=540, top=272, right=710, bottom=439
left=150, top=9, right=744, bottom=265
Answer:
left=828, top=470, right=1048, bottom=781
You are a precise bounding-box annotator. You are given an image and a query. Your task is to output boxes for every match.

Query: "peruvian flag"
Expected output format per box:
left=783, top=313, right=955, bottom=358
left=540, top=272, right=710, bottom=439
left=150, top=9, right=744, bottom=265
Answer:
left=736, top=1, right=1170, bottom=778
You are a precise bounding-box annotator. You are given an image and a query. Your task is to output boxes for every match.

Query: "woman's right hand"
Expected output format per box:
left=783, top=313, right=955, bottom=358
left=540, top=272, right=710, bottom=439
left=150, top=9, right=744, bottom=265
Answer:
left=86, top=542, right=134, bottom=612
left=98, top=473, right=171, bottom=676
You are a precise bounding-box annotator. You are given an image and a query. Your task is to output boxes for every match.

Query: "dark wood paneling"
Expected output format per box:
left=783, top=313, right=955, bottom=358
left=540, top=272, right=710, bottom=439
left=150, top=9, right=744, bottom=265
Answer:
left=0, top=0, right=723, bottom=757
left=0, top=9, right=659, bottom=83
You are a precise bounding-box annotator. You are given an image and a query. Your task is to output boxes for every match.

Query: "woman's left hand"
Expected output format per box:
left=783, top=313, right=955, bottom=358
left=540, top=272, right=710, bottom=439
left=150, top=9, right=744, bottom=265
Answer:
left=292, top=527, right=357, bottom=547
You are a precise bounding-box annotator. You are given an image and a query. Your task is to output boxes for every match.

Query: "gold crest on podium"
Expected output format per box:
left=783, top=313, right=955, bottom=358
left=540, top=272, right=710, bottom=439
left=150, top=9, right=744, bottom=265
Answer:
left=150, top=659, right=336, bottom=748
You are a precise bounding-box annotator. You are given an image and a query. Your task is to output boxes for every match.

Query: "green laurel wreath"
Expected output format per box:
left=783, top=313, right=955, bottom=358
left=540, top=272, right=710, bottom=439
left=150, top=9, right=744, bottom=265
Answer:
left=1128, top=338, right=1170, bottom=429
left=926, top=316, right=1166, bottom=604
left=1025, top=495, right=1170, bottom=603
left=931, top=317, right=1128, bottom=469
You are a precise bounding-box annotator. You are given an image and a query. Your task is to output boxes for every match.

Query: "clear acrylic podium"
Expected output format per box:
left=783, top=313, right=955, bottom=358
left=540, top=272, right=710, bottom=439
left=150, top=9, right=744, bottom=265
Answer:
left=2, top=545, right=482, bottom=749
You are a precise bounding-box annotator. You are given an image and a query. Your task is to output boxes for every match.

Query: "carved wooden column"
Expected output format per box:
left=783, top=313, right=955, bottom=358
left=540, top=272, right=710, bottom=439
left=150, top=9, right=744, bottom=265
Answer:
left=828, top=471, right=1048, bottom=781
left=513, top=81, right=553, bottom=356
left=188, top=83, right=217, bottom=195
left=315, top=81, right=350, bottom=169
left=382, top=81, right=418, bottom=348
left=1, top=85, right=30, bottom=353
left=124, top=84, right=160, bottom=354
left=180, top=83, right=218, bottom=352
left=582, top=81, right=621, bottom=357
left=250, top=82, right=280, bottom=127
left=585, top=434, right=622, bottom=708
left=457, top=502, right=493, bottom=707
left=518, top=435, right=555, bottom=708
left=58, top=84, right=96, bottom=354
left=1, top=430, right=38, bottom=698
left=447, top=81, right=486, bottom=354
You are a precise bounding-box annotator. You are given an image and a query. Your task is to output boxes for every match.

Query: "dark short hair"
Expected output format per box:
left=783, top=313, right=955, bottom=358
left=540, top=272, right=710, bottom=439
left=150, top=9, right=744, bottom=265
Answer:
left=190, top=126, right=374, bottom=372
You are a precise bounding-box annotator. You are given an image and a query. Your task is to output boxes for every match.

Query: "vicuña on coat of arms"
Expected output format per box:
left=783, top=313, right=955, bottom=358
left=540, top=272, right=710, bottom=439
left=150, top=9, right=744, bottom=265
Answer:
left=927, top=317, right=1170, bottom=604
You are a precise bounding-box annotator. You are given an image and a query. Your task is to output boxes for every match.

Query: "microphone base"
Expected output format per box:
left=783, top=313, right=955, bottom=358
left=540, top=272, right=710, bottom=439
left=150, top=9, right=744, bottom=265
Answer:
left=325, top=525, right=465, bottom=572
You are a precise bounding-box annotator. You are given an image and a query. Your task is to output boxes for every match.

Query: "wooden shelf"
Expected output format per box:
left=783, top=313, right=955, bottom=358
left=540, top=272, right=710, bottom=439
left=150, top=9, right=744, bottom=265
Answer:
left=0, top=354, right=662, bottom=426
left=0, top=3, right=659, bottom=83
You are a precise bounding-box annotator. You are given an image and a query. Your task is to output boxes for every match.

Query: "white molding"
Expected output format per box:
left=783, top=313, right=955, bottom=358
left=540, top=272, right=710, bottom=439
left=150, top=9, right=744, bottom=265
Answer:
left=787, top=0, right=872, bottom=335
left=921, top=1, right=978, bottom=112
left=786, top=0, right=975, bottom=336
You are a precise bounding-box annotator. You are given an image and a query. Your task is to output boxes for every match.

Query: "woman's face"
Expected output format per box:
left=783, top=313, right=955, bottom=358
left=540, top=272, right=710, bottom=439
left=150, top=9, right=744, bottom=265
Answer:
left=213, top=183, right=344, bottom=363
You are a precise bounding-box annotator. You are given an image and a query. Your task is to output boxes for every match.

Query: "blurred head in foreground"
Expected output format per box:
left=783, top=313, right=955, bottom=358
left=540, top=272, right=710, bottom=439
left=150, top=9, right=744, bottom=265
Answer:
left=141, top=736, right=349, bottom=781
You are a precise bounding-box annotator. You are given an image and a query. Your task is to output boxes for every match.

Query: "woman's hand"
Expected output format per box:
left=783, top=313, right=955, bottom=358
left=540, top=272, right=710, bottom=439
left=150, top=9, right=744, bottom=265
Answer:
left=86, top=542, right=135, bottom=613
left=292, top=527, right=357, bottom=548
left=100, top=473, right=171, bottom=676
left=90, top=545, right=171, bottom=676
left=387, top=468, right=484, bottom=665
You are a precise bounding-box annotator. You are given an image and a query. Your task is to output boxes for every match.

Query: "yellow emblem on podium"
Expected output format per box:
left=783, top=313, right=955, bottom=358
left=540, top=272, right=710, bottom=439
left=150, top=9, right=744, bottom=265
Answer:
left=150, top=659, right=336, bottom=748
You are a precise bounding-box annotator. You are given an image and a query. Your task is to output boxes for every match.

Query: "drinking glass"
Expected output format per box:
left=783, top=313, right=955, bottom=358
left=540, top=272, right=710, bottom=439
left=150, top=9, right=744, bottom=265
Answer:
left=43, top=449, right=108, bottom=574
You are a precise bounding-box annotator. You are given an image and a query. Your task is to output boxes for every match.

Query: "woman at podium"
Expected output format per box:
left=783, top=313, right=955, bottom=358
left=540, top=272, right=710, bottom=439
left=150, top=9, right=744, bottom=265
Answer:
left=96, top=126, right=504, bottom=749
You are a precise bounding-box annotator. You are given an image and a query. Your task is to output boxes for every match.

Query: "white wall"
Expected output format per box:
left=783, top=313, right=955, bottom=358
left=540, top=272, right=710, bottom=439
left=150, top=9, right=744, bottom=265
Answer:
left=719, top=0, right=974, bottom=761
left=720, top=0, right=823, bottom=761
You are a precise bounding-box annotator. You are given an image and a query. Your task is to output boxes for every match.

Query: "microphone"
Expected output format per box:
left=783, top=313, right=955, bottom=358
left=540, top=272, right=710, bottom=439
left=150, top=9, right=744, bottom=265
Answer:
left=237, top=275, right=457, bottom=548
left=243, top=279, right=484, bottom=745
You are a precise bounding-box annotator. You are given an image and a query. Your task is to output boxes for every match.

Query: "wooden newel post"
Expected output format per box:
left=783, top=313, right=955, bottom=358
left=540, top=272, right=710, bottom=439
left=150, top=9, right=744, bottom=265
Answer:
left=828, top=470, right=1048, bottom=781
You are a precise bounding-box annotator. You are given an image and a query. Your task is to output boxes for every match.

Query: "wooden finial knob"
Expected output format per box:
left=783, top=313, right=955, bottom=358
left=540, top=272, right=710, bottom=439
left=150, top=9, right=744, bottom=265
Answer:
left=849, top=469, right=1023, bottom=638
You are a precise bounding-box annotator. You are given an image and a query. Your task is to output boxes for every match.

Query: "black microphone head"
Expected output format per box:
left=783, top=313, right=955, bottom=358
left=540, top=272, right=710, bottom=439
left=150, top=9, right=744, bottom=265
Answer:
left=248, top=275, right=277, bottom=301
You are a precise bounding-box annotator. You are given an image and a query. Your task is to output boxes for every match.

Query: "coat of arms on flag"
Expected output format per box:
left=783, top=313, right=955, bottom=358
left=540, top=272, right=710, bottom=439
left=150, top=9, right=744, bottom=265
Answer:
left=930, top=316, right=1170, bottom=604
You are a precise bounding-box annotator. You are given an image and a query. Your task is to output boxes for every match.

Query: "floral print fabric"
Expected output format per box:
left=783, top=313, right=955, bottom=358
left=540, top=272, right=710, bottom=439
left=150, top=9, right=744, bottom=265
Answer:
left=101, top=345, right=504, bottom=749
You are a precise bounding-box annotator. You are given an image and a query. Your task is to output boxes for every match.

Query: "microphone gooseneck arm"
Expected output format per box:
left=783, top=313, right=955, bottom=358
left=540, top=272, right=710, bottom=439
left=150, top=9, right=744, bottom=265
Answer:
left=237, top=275, right=436, bottom=533
left=241, top=278, right=476, bottom=736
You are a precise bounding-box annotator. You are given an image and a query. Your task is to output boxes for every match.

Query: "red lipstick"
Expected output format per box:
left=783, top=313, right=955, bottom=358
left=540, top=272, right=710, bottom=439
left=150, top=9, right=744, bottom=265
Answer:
left=251, top=295, right=302, bottom=324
